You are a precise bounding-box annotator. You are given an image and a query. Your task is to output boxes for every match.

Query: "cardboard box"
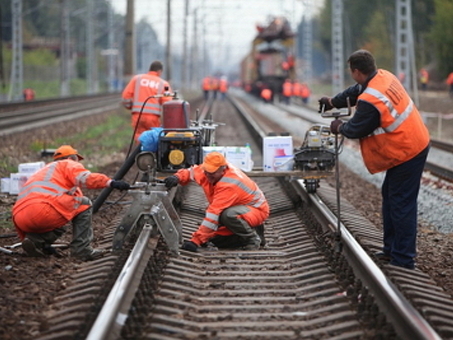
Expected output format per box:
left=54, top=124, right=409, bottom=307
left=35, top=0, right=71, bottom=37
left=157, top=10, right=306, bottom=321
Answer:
left=202, top=146, right=226, bottom=159
left=263, top=136, right=293, bottom=172
left=1, top=178, right=10, bottom=193
left=225, top=146, right=253, bottom=171
left=18, top=161, right=45, bottom=174
left=9, top=173, right=31, bottom=195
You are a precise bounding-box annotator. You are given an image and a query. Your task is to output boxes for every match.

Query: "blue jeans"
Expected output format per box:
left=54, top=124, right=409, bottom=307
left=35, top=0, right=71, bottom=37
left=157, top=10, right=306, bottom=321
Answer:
left=382, top=145, right=429, bottom=269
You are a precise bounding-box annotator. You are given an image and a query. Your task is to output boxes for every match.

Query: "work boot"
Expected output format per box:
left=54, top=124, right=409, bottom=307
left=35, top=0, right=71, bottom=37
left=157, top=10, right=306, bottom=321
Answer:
left=255, top=224, right=266, bottom=246
left=374, top=251, right=391, bottom=262
left=243, top=232, right=261, bottom=251
left=73, top=248, right=107, bottom=261
left=22, top=238, right=46, bottom=257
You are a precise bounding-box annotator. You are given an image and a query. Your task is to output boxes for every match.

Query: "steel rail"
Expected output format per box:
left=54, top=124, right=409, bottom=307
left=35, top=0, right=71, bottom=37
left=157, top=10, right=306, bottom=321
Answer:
left=86, top=224, right=158, bottom=340
left=293, top=179, right=442, bottom=340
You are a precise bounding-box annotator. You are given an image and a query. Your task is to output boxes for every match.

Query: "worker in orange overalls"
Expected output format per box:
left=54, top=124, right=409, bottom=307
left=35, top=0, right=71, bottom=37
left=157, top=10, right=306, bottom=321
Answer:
left=219, top=77, right=229, bottom=101
left=12, top=145, right=130, bottom=261
left=22, top=88, right=35, bottom=101
left=163, top=152, right=269, bottom=251
left=282, top=79, right=292, bottom=105
left=260, top=87, right=272, bottom=103
left=300, top=83, right=311, bottom=104
left=122, top=60, right=173, bottom=142
left=202, top=76, right=212, bottom=100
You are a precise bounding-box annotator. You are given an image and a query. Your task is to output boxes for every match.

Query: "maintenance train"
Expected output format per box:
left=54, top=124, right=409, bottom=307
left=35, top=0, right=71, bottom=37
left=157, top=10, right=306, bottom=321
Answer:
left=240, top=16, right=296, bottom=100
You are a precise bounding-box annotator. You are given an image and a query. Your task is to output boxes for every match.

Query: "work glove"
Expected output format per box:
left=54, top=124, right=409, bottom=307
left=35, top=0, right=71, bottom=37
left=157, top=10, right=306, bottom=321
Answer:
left=330, top=119, right=344, bottom=135
left=110, top=180, right=130, bottom=191
left=164, top=175, right=179, bottom=189
left=181, top=241, right=198, bottom=252
left=318, top=97, right=334, bottom=113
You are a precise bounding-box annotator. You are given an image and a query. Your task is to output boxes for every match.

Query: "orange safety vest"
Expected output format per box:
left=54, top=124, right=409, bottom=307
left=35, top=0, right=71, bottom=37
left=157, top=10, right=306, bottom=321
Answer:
left=419, top=69, right=429, bottom=83
left=261, top=88, right=272, bottom=100
left=446, top=73, right=453, bottom=85
left=175, top=164, right=270, bottom=245
left=282, top=81, right=292, bottom=97
left=122, top=71, right=172, bottom=116
left=300, top=84, right=310, bottom=98
left=292, top=82, right=301, bottom=96
left=12, top=159, right=111, bottom=239
left=219, top=79, right=228, bottom=93
left=202, top=77, right=212, bottom=91
left=358, top=69, right=430, bottom=174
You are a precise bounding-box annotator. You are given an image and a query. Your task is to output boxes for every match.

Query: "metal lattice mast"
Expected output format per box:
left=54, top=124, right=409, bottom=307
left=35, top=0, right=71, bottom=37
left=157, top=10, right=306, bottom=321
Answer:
left=302, top=0, right=313, bottom=84
left=107, top=0, right=115, bottom=92
left=395, top=0, right=418, bottom=105
left=331, top=0, right=344, bottom=95
left=86, top=0, right=95, bottom=94
left=60, top=0, right=70, bottom=96
left=9, top=0, right=23, bottom=102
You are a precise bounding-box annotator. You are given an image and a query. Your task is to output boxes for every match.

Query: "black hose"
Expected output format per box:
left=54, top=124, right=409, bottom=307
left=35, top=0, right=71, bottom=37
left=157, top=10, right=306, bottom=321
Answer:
left=92, top=144, right=142, bottom=213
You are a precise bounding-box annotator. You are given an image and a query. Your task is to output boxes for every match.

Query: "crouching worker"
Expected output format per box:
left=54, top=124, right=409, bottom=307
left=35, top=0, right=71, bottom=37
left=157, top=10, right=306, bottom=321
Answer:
left=12, top=145, right=131, bottom=261
left=164, top=152, right=269, bottom=252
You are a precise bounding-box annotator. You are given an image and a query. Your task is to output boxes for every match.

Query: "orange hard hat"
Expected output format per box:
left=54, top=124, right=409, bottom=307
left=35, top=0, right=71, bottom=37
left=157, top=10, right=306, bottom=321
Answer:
left=53, top=145, right=84, bottom=160
left=201, top=152, right=227, bottom=173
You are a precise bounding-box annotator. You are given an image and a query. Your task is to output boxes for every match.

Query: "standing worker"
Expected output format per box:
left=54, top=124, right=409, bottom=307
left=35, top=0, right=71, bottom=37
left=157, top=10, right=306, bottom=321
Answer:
left=446, top=71, right=453, bottom=98
left=282, top=79, right=292, bottom=105
left=260, top=87, right=272, bottom=103
left=318, top=50, right=430, bottom=270
left=12, top=145, right=131, bottom=261
left=163, top=152, right=269, bottom=252
left=202, top=76, right=212, bottom=100
left=419, top=68, right=429, bottom=91
left=22, top=88, right=35, bottom=101
left=122, top=61, right=173, bottom=142
left=219, top=77, right=229, bottom=101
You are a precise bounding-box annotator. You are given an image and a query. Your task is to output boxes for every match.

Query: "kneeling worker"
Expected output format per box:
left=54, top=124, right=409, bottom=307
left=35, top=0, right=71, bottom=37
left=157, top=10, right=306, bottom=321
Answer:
left=164, top=152, right=269, bottom=252
left=12, top=145, right=131, bottom=261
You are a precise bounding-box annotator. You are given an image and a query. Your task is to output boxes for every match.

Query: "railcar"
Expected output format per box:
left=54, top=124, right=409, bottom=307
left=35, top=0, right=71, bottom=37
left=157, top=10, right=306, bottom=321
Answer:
left=240, top=16, right=296, bottom=99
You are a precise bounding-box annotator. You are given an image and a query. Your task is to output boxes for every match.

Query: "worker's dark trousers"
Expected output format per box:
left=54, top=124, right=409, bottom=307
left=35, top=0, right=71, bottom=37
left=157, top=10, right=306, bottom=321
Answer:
left=71, top=197, right=94, bottom=257
left=382, top=146, right=429, bottom=269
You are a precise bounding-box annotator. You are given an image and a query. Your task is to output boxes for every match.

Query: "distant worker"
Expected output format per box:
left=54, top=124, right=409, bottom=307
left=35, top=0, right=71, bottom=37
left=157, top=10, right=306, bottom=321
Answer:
left=219, top=77, right=229, bottom=101
left=202, top=76, right=212, bottom=100
left=300, top=83, right=311, bottom=104
left=292, top=81, right=301, bottom=104
left=22, top=88, right=35, bottom=101
left=163, top=152, right=269, bottom=252
left=12, top=145, right=131, bottom=261
left=282, top=79, right=292, bottom=105
left=260, top=87, right=272, bottom=103
left=318, top=50, right=430, bottom=270
left=122, top=60, right=173, bottom=142
left=211, top=77, right=220, bottom=100
left=419, top=68, right=429, bottom=91
left=446, top=72, right=453, bottom=98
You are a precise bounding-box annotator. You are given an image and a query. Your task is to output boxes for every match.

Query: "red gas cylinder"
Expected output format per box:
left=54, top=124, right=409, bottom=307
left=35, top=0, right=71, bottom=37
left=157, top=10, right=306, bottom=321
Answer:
left=162, top=100, right=190, bottom=129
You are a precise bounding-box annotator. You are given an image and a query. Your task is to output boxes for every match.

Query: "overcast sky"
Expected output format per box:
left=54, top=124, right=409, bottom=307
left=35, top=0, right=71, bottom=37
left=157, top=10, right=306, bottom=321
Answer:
left=110, top=0, right=325, bottom=74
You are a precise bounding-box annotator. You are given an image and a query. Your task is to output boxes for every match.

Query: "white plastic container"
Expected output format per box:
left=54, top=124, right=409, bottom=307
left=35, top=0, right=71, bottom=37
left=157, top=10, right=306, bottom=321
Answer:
left=18, top=161, right=45, bottom=174
left=9, top=173, right=31, bottom=195
left=263, top=136, right=293, bottom=172
left=225, top=146, right=253, bottom=172
left=1, top=178, right=10, bottom=193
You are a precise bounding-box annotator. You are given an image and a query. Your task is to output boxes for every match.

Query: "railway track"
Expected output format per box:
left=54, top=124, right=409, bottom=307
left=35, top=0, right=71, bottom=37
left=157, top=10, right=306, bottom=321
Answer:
left=31, top=94, right=453, bottom=340
left=0, top=93, right=121, bottom=136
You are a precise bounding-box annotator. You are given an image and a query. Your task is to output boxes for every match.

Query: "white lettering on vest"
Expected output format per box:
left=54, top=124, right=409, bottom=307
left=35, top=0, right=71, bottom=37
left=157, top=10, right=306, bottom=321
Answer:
left=140, top=78, right=160, bottom=89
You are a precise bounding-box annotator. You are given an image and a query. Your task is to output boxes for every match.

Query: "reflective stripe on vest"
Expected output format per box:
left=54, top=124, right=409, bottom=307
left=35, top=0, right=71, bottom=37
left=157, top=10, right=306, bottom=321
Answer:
left=363, top=87, right=415, bottom=135
left=132, top=75, right=166, bottom=115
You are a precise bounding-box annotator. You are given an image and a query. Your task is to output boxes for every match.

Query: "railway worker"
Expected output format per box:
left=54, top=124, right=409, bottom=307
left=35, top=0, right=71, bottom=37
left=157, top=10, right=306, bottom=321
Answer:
left=300, top=83, right=311, bottom=104
left=202, top=76, right=212, bottom=100
left=419, top=68, right=429, bottom=91
left=163, top=152, right=269, bottom=252
left=261, top=87, right=272, bottom=103
left=12, top=145, right=131, bottom=261
left=282, top=79, right=292, bottom=105
left=219, top=77, right=229, bottom=101
left=211, top=77, right=220, bottom=100
left=22, top=88, right=35, bottom=101
left=122, top=60, right=173, bottom=142
left=292, top=81, right=301, bottom=104
left=318, top=49, right=430, bottom=270
left=446, top=72, right=453, bottom=97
